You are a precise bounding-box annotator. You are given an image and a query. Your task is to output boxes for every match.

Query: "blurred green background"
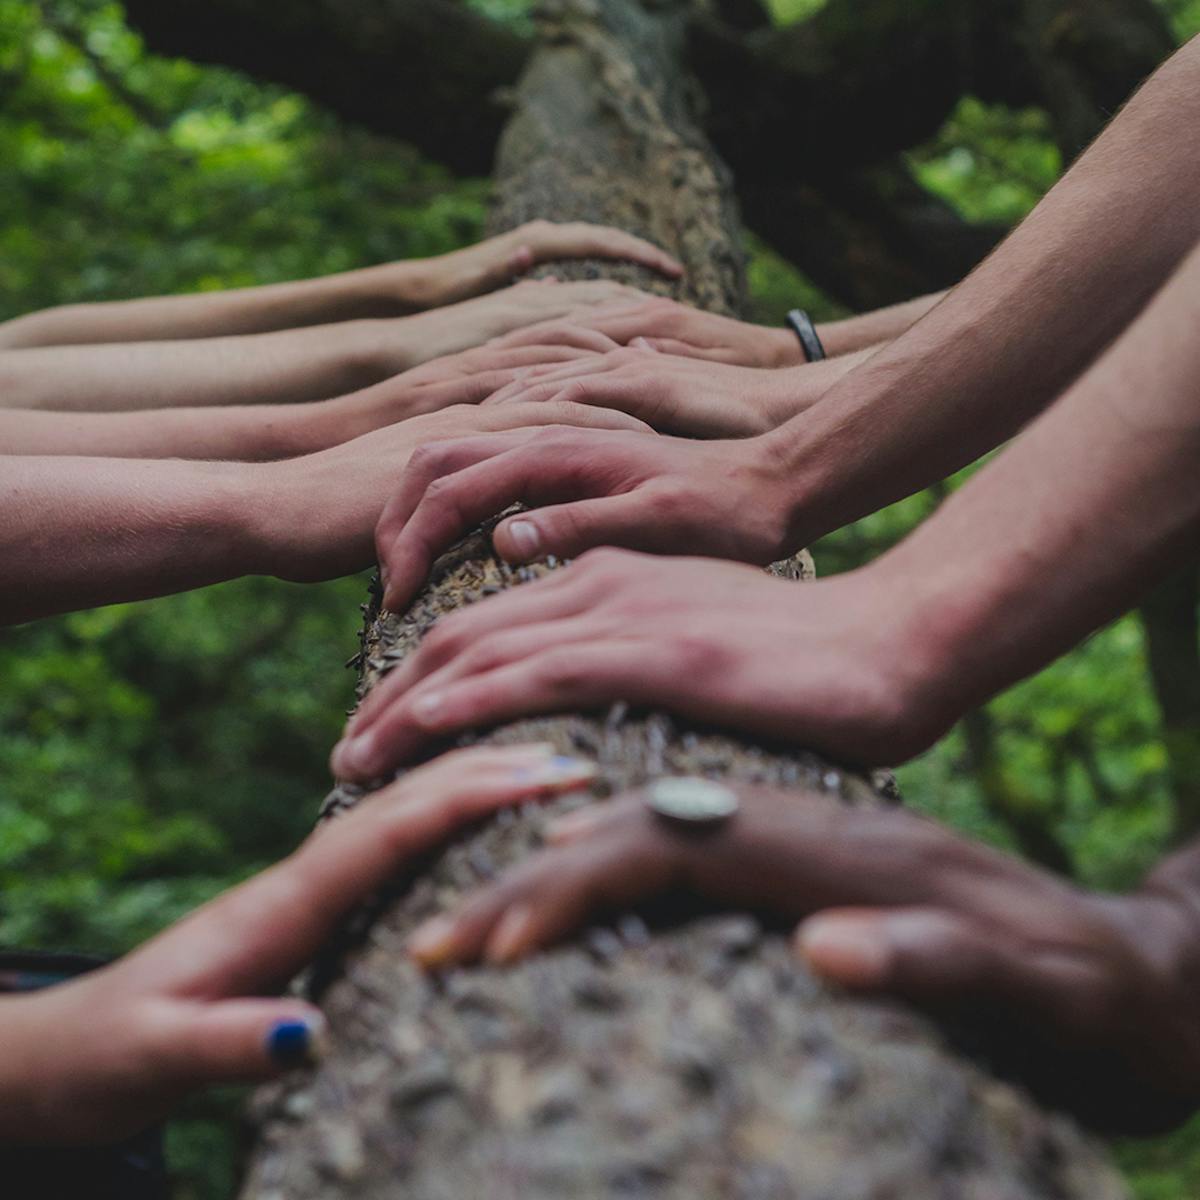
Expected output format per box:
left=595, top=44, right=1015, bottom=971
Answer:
left=2, top=1, right=1199, bottom=1195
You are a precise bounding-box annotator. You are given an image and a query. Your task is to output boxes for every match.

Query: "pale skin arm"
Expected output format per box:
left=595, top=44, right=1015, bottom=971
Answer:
left=0, top=400, right=648, bottom=627
left=0, top=337, right=622, bottom=459
left=343, top=236, right=1200, bottom=788
left=0, top=220, right=682, bottom=349
left=371, top=34, right=1200, bottom=590
left=0, top=280, right=646, bottom=413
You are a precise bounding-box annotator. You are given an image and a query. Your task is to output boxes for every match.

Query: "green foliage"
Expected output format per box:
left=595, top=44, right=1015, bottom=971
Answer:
left=1, top=1, right=1198, bottom=1196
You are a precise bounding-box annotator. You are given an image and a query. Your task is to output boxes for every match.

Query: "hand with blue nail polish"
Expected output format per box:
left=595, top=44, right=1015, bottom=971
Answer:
left=0, top=744, right=595, bottom=1145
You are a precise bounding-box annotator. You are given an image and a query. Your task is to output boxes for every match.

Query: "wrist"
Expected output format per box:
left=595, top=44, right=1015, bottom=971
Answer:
left=763, top=325, right=805, bottom=368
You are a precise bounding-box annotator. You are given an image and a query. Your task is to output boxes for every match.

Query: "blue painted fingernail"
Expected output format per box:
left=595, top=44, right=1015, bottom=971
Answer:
left=515, top=756, right=597, bottom=783
left=266, top=1019, right=323, bottom=1070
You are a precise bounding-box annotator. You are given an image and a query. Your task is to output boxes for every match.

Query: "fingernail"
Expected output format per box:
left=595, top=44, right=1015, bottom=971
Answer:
left=486, top=904, right=536, bottom=964
left=412, top=692, right=444, bottom=728
left=504, top=519, right=540, bottom=560
left=266, top=1015, right=327, bottom=1070
left=515, top=755, right=597, bottom=785
left=797, top=917, right=891, bottom=987
left=410, top=914, right=459, bottom=966
left=545, top=807, right=605, bottom=843
left=331, top=731, right=375, bottom=778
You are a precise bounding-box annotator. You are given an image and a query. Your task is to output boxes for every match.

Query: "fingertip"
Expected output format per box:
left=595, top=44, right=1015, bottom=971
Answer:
left=409, top=913, right=463, bottom=968
left=795, top=912, right=892, bottom=988
left=485, top=903, right=538, bottom=964
left=496, top=517, right=542, bottom=563
left=265, top=1011, right=328, bottom=1071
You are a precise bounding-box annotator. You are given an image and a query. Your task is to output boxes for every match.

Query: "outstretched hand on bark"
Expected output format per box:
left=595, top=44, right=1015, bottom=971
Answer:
left=407, top=781, right=1200, bottom=1133
left=481, top=344, right=830, bottom=437
left=0, top=745, right=596, bottom=1145
left=411, top=222, right=683, bottom=308
left=334, top=552, right=943, bottom=781
left=373, top=425, right=803, bottom=613
left=492, top=296, right=801, bottom=367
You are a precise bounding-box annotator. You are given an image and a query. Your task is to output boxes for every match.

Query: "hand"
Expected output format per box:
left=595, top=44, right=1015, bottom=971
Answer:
left=374, top=422, right=804, bottom=613
left=411, top=222, right=683, bottom=307
left=0, top=744, right=596, bottom=1144
left=405, top=783, right=1200, bottom=1133
left=402, top=279, right=653, bottom=365
left=332, top=552, right=943, bottom=781
left=482, top=344, right=814, bottom=437
left=493, top=296, right=800, bottom=367
left=324, top=334, right=624, bottom=440
left=254, top=401, right=653, bottom=584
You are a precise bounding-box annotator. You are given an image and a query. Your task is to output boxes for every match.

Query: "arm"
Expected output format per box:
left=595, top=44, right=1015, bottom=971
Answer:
left=816, top=289, right=946, bottom=357
left=373, top=33, right=1200, bottom=591
left=0, top=400, right=647, bottom=627
left=0, top=221, right=681, bottom=349
left=0, top=280, right=645, bottom=413
left=350, top=236, right=1200, bottom=779
left=0, top=745, right=595, bottom=1145
left=0, top=338, right=619, bottom=458
left=402, top=784, right=1200, bottom=1133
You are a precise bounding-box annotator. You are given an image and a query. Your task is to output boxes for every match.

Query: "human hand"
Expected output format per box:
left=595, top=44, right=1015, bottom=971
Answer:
left=325, top=333, right=625, bottom=439
left=0, top=744, right=596, bottom=1145
left=254, top=400, right=653, bottom=584
left=333, top=552, right=943, bottom=781
left=406, top=782, right=1200, bottom=1133
left=494, top=295, right=799, bottom=367
left=410, top=222, right=682, bottom=307
left=409, top=279, right=657, bottom=363
left=373, top=420, right=805, bottom=612
left=482, top=344, right=813, bottom=437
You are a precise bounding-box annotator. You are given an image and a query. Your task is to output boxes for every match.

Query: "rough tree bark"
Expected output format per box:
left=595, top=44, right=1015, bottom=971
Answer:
left=238, top=1, right=1128, bottom=1195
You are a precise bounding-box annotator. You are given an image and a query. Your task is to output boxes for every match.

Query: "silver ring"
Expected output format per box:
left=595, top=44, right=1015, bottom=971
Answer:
left=644, top=777, right=739, bottom=827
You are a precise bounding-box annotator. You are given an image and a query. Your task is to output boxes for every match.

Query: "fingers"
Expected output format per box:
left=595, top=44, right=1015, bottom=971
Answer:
left=342, top=570, right=592, bottom=742
left=409, top=797, right=675, bottom=966
left=334, top=637, right=674, bottom=778
left=795, top=906, right=1101, bottom=1032
left=376, top=428, right=643, bottom=611
left=152, top=998, right=329, bottom=1085
left=491, top=322, right=622, bottom=354
left=633, top=336, right=736, bottom=363
left=515, top=221, right=684, bottom=279
left=491, top=490, right=678, bottom=564
left=130, top=745, right=596, bottom=997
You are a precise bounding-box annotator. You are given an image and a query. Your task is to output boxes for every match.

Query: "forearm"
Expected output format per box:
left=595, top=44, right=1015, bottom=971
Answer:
left=817, top=291, right=947, bottom=357
left=0, top=321, right=400, bottom=412
left=773, top=37, right=1200, bottom=541
left=0, top=456, right=274, bottom=624
left=0, top=400, right=351, bottom=461
left=0, top=260, right=428, bottom=348
left=876, top=238, right=1200, bottom=726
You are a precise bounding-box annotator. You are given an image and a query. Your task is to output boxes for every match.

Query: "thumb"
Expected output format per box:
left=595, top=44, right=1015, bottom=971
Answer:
left=494, top=492, right=663, bottom=563
left=795, top=907, right=1007, bottom=1001
left=156, top=999, right=328, bottom=1086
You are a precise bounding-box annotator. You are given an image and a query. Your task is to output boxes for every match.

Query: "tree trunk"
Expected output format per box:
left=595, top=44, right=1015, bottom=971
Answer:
left=238, top=1, right=1126, bottom=1195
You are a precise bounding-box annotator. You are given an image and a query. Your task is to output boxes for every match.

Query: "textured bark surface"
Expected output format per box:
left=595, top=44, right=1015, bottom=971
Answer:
left=239, top=1, right=1127, bottom=1195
